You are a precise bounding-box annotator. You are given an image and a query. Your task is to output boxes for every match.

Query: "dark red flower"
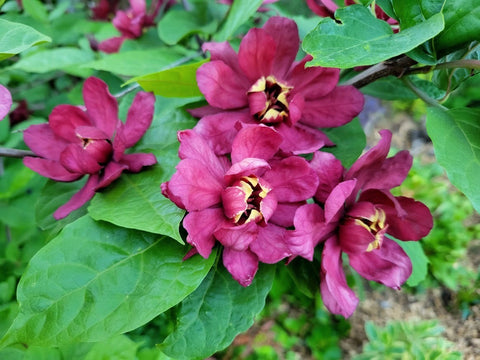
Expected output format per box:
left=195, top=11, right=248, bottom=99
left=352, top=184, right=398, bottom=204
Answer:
left=23, top=77, right=156, bottom=219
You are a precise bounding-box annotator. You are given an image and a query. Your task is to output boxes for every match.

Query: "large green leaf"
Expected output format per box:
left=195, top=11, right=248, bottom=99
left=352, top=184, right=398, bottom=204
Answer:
left=435, top=0, right=480, bottom=53
left=361, top=75, right=445, bottom=100
left=11, top=47, right=94, bottom=77
left=83, top=48, right=196, bottom=77
left=0, top=19, right=51, bottom=61
left=0, top=216, right=215, bottom=347
left=160, top=263, right=275, bottom=360
left=392, top=237, right=429, bottom=287
left=302, top=5, right=444, bottom=68
left=158, top=10, right=218, bottom=45
left=22, top=0, right=49, bottom=23
left=426, top=107, right=480, bottom=213
left=125, top=60, right=208, bottom=97
left=322, top=118, right=366, bottom=168
left=88, top=166, right=185, bottom=243
left=214, top=0, right=264, bottom=41
left=393, top=0, right=444, bottom=28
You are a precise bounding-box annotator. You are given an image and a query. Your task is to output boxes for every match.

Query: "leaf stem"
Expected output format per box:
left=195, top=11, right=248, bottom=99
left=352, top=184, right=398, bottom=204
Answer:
left=0, top=147, right=36, bottom=158
left=401, top=77, right=448, bottom=110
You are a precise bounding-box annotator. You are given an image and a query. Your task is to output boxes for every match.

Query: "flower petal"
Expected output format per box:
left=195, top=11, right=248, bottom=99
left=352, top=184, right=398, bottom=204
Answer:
left=349, top=238, right=412, bottom=289
left=238, top=28, right=276, bottom=81
left=214, top=221, right=258, bottom=251
left=98, top=36, right=126, bottom=53
left=183, top=208, right=224, bottom=258
left=96, top=161, right=129, bottom=189
left=250, top=223, right=290, bottom=263
left=276, top=122, right=330, bottom=154
left=196, top=61, right=249, bottom=109
left=231, top=125, right=283, bottom=163
left=310, top=151, right=344, bottom=203
left=222, top=248, right=258, bottom=287
left=362, top=150, right=413, bottom=191
left=120, top=91, right=155, bottom=148
left=60, top=144, right=103, bottom=174
left=119, top=153, right=157, bottom=172
left=320, top=237, right=359, bottom=318
left=225, top=158, right=270, bottom=183
left=0, top=84, right=12, bottom=121
left=53, top=174, right=100, bottom=220
left=83, top=77, right=119, bottom=138
left=202, top=41, right=243, bottom=75
left=49, top=104, right=91, bottom=142
left=23, top=123, right=69, bottom=161
left=23, top=157, right=82, bottom=181
left=324, top=179, right=357, bottom=223
left=269, top=201, right=304, bottom=228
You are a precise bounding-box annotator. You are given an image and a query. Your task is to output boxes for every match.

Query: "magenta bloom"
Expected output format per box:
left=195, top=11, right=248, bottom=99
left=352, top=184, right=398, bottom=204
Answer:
left=290, top=130, right=433, bottom=317
left=162, top=126, right=318, bottom=286
left=23, top=77, right=156, bottom=219
left=0, top=84, right=12, bottom=121
left=193, top=16, right=364, bottom=155
left=98, top=0, right=174, bottom=53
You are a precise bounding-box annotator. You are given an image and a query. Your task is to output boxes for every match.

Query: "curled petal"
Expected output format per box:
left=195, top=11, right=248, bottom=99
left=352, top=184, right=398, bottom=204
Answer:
left=83, top=77, right=119, bottom=138
left=183, top=208, right=224, bottom=258
left=23, top=123, right=69, bottom=161
left=197, top=61, right=249, bottom=109
left=324, top=179, right=357, bottom=223
left=338, top=217, right=379, bottom=254
left=96, top=161, right=128, bottom=189
left=53, top=174, right=100, bottom=220
left=60, top=144, right=103, bottom=174
left=320, top=237, right=359, bottom=318
left=49, top=105, right=91, bottom=142
left=310, top=151, right=344, bottom=204
left=23, top=157, right=82, bottom=182
left=222, top=248, right=258, bottom=287
left=349, top=238, right=412, bottom=289
left=0, top=84, right=12, bottom=121
left=225, top=158, right=270, bottom=183
left=231, top=125, right=283, bottom=164
left=121, top=91, right=155, bottom=148
left=250, top=224, right=290, bottom=263
left=362, top=150, right=413, bottom=191
left=119, top=153, right=157, bottom=172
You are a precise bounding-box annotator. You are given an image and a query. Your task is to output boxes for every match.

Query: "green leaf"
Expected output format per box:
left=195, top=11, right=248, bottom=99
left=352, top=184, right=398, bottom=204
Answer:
left=426, top=107, right=480, bottom=213
left=125, top=60, right=208, bottom=97
left=435, top=0, right=480, bottom=53
left=0, top=216, right=215, bottom=347
left=22, top=0, right=49, bottom=24
left=361, top=75, right=445, bottom=100
left=392, top=237, right=429, bottom=286
left=392, top=0, right=444, bottom=29
left=214, top=0, right=263, bottom=41
left=88, top=167, right=185, bottom=243
left=160, top=263, right=275, bottom=360
left=11, top=47, right=94, bottom=77
left=83, top=48, right=197, bottom=77
left=322, top=118, right=366, bottom=168
left=158, top=10, right=218, bottom=45
left=302, top=5, right=444, bottom=68
left=0, top=19, right=51, bottom=61
left=82, top=335, right=138, bottom=360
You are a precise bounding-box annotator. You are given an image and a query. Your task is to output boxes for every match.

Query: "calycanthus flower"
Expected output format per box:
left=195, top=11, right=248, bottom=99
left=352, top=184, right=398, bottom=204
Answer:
left=23, top=77, right=156, bottom=220
left=162, top=126, right=318, bottom=286
left=0, top=84, right=12, bottom=121
left=290, top=130, right=433, bottom=317
left=193, top=16, right=364, bottom=155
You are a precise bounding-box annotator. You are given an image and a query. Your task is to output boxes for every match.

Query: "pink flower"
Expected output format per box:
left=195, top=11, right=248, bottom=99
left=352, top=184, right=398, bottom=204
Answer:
left=98, top=0, right=175, bottom=53
left=0, top=84, right=12, bottom=122
left=91, top=0, right=120, bottom=20
left=192, top=16, right=364, bottom=155
left=162, top=126, right=318, bottom=286
left=290, top=130, right=433, bottom=317
left=23, top=77, right=156, bottom=220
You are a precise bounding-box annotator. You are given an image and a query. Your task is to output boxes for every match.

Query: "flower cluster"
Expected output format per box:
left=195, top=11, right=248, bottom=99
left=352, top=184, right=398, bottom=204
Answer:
left=23, top=77, right=157, bottom=219
left=162, top=16, right=432, bottom=316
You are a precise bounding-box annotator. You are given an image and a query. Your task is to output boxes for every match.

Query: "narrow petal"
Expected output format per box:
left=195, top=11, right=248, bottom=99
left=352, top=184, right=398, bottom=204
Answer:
left=121, top=91, right=155, bottom=148
left=98, top=36, right=126, bottom=53
left=349, top=238, right=412, bottom=289
left=23, top=123, right=69, bottom=161
left=262, top=17, right=299, bottom=78
left=196, top=61, right=249, bottom=109
left=60, top=144, right=102, bottom=174
left=250, top=224, right=290, bottom=263
left=238, top=28, right=276, bottom=81
left=310, top=151, right=344, bottom=204
left=83, top=77, right=119, bottom=138
left=301, top=86, right=364, bottom=128
left=0, top=84, right=12, bottom=121
left=231, top=125, right=282, bottom=164
left=119, top=153, right=157, bottom=172
left=222, top=248, right=258, bottom=287
left=214, top=221, right=258, bottom=251
left=95, top=161, right=128, bottom=189
left=49, top=105, right=91, bottom=142
left=320, top=237, right=359, bottom=318
left=53, top=174, right=99, bottom=220
left=23, top=157, right=82, bottom=181
left=167, top=158, right=224, bottom=211
left=362, top=150, right=413, bottom=191
left=263, top=156, right=319, bottom=203
left=194, top=111, right=247, bottom=155
left=276, top=122, right=329, bottom=155
left=324, top=180, right=357, bottom=223
left=183, top=208, right=224, bottom=258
